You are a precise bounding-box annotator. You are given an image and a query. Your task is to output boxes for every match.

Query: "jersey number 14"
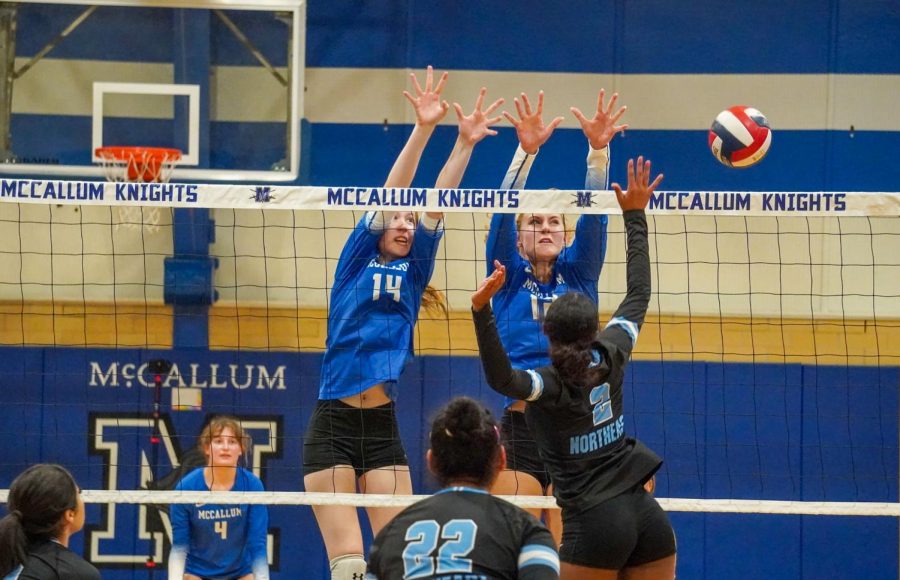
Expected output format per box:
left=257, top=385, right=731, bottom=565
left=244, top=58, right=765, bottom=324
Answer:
left=372, top=273, right=403, bottom=302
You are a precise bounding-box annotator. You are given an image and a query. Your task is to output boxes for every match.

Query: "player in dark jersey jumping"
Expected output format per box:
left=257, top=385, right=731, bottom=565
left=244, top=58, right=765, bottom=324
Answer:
left=486, top=89, right=625, bottom=542
left=303, top=67, right=505, bottom=580
left=472, top=157, right=676, bottom=579
left=367, top=396, right=560, bottom=580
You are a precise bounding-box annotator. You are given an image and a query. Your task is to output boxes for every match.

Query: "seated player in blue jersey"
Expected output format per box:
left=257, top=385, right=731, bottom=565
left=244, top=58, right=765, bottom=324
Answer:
left=303, top=67, right=505, bottom=580
left=168, top=416, right=269, bottom=580
left=0, top=464, right=100, bottom=580
left=367, top=396, right=560, bottom=580
left=472, top=157, right=676, bottom=579
left=487, top=89, right=627, bottom=542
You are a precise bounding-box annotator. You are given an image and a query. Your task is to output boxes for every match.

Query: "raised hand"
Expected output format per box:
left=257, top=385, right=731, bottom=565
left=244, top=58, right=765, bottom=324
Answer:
left=403, top=65, right=450, bottom=127
left=454, top=87, right=504, bottom=146
left=611, top=156, right=664, bottom=211
left=502, top=91, right=564, bottom=155
left=570, top=89, right=628, bottom=150
left=472, top=261, right=507, bottom=311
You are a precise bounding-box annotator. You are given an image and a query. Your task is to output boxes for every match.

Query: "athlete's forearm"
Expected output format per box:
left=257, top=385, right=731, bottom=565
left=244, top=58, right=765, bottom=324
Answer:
left=472, top=305, right=533, bottom=399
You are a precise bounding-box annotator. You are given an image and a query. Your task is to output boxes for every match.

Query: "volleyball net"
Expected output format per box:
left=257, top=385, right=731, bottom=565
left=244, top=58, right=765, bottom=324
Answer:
left=0, top=181, right=898, bottom=523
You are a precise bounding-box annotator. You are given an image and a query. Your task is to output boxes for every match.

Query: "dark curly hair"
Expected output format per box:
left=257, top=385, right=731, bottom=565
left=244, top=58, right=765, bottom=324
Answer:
left=543, top=292, right=605, bottom=388
left=428, top=397, right=501, bottom=487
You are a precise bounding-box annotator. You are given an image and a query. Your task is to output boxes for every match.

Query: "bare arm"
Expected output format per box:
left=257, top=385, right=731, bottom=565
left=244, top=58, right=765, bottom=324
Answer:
left=428, top=87, right=503, bottom=220
left=383, top=65, right=450, bottom=188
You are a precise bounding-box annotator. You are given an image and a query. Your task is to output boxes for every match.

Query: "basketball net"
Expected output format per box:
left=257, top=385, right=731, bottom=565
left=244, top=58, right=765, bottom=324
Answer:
left=95, top=146, right=182, bottom=234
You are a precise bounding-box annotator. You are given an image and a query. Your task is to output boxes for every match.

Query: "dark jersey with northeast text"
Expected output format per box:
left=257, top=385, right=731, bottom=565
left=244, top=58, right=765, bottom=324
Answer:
left=367, top=487, right=559, bottom=580
left=474, top=210, right=661, bottom=514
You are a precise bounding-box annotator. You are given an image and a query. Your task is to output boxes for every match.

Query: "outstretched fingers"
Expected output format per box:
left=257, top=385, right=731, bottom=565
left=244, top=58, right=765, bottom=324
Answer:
left=424, top=65, right=434, bottom=93
left=612, top=182, right=625, bottom=208
left=484, top=96, right=504, bottom=117
left=634, top=155, right=645, bottom=185
left=610, top=105, right=628, bottom=126
left=474, top=87, right=486, bottom=112
left=433, top=70, right=448, bottom=94
left=453, top=102, right=465, bottom=121
left=596, top=88, right=607, bottom=114
left=615, top=157, right=664, bottom=211
left=520, top=92, right=534, bottom=117
left=473, top=261, right=507, bottom=311
left=570, top=106, right=588, bottom=125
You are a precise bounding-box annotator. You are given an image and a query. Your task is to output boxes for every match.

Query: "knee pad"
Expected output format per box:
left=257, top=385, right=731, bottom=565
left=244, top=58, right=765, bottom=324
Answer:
left=330, top=554, right=367, bottom=580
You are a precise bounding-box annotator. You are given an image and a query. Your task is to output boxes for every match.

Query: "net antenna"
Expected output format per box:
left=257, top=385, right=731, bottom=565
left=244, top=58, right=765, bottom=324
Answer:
left=95, top=145, right=182, bottom=234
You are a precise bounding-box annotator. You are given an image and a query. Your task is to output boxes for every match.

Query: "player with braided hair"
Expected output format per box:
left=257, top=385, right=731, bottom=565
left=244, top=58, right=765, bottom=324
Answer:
left=367, top=397, right=559, bottom=579
left=487, top=89, right=626, bottom=541
left=473, top=158, right=676, bottom=579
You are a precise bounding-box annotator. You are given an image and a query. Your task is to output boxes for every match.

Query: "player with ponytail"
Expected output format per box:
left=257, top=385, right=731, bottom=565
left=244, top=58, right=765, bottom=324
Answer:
left=473, top=157, right=676, bottom=579
left=303, top=67, right=504, bottom=580
left=367, top=397, right=560, bottom=579
left=486, top=89, right=626, bottom=541
left=0, top=464, right=99, bottom=580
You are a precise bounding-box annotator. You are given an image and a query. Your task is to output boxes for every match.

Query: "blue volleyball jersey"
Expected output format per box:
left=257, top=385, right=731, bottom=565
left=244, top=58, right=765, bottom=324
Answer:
left=168, top=468, right=269, bottom=580
left=486, top=146, right=610, bottom=406
left=319, top=211, right=444, bottom=399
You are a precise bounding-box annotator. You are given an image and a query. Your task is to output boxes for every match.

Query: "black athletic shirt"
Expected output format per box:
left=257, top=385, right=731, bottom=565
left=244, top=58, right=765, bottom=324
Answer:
left=473, top=210, right=662, bottom=514
left=9, top=540, right=101, bottom=580
left=367, top=487, right=559, bottom=579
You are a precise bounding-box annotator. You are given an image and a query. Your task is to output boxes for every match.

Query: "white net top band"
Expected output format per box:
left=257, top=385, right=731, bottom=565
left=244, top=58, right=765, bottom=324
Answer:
left=1, top=179, right=898, bottom=216
left=1, top=489, right=897, bottom=517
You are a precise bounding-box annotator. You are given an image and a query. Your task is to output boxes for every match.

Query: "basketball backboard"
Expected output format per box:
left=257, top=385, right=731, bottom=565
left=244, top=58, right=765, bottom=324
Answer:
left=0, top=0, right=305, bottom=182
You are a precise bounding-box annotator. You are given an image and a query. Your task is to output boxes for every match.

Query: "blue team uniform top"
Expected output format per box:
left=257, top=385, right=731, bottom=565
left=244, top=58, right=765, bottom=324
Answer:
left=486, top=145, right=609, bottom=407
left=169, top=467, right=269, bottom=580
left=319, top=211, right=444, bottom=399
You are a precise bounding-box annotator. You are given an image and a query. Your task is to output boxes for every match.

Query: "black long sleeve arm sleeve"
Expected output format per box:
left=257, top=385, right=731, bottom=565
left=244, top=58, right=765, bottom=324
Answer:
left=473, top=209, right=650, bottom=400
left=472, top=305, right=544, bottom=402
left=598, top=209, right=651, bottom=360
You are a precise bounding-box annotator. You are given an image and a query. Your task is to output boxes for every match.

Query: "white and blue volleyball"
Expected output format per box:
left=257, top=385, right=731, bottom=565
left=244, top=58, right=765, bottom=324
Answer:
left=708, top=106, right=772, bottom=168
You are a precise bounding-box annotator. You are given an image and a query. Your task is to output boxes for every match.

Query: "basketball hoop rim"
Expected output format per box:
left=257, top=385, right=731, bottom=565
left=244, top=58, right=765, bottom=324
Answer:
left=94, top=146, right=183, bottom=162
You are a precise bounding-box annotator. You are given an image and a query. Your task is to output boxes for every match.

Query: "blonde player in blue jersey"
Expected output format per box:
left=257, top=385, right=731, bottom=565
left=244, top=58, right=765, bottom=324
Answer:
left=303, top=66, right=504, bottom=580
left=487, top=89, right=627, bottom=542
left=168, top=416, right=268, bottom=580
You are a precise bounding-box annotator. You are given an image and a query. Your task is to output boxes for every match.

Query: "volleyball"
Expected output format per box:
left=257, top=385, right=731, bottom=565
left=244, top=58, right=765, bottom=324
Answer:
left=708, top=105, right=772, bottom=168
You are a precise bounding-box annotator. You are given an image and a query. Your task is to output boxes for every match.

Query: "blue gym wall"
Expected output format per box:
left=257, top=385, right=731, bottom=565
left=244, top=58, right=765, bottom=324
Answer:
left=0, top=349, right=896, bottom=579
left=3, top=1, right=899, bottom=579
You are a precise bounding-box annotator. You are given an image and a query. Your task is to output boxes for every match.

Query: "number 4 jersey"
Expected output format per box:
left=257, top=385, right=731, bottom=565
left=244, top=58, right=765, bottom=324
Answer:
left=168, top=467, right=269, bottom=580
left=367, top=487, right=559, bottom=580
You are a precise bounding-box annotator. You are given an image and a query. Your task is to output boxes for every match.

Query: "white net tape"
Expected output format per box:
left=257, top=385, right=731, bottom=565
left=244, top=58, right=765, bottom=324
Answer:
left=1, top=490, right=897, bottom=516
